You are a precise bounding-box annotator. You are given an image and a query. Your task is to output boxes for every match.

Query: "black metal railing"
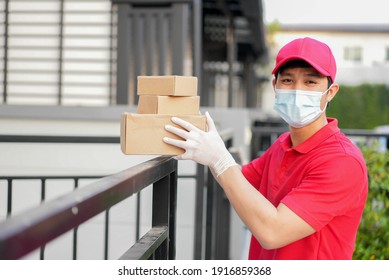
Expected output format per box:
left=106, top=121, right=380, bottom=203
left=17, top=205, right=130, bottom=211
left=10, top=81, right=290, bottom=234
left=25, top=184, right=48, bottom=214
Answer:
left=193, top=129, right=235, bottom=260
left=0, top=131, right=236, bottom=260
left=0, top=175, right=108, bottom=260
left=251, top=125, right=389, bottom=159
left=0, top=155, right=177, bottom=260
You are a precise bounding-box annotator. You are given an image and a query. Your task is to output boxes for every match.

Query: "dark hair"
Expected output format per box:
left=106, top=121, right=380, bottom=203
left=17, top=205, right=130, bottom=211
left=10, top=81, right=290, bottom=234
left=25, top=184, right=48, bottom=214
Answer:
left=276, top=60, right=333, bottom=88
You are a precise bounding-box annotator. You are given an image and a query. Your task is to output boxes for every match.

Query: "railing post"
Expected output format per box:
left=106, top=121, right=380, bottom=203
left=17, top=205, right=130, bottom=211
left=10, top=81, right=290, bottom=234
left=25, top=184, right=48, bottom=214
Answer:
left=214, top=185, right=230, bottom=259
left=168, top=168, right=177, bottom=260
left=205, top=168, right=216, bottom=259
left=7, top=179, right=12, bottom=217
left=204, top=136, right=234, bottom=260
left=0, top=138, right=179, bottom=260
left=193, top=164, right=205, bottom=260
left=152, top=160, right=177, bottom=260
left=152, top=176, right=169, bottom=260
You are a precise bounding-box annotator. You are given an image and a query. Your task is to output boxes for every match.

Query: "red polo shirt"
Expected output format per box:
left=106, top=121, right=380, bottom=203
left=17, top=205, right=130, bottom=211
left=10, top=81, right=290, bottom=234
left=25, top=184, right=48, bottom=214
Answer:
left=242, top=118, right=368, bottom=259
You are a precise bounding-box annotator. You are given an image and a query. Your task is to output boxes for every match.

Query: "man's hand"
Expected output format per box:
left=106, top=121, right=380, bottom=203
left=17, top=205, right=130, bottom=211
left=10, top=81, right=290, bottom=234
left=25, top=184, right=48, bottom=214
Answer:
left=163, top=112, right=237, bottom=177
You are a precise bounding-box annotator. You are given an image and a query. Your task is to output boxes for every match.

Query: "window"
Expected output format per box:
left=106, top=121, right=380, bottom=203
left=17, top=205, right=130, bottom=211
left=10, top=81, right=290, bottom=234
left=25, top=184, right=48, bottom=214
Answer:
left=344, top=47, right=362, bottom=62
left=0, top=0, right=115, bottom=106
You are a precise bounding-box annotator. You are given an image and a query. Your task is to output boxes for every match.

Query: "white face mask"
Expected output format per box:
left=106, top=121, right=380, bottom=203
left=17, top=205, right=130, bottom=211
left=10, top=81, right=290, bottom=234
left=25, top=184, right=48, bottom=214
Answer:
left=273, top=87, right=331, bottom=128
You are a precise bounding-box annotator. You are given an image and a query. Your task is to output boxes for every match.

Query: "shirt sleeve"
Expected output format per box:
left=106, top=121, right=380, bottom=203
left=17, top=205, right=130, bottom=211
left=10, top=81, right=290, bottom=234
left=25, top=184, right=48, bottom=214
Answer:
left=242, top=148, right=271, bottom=191
left=242, top=158, right=263, bottom=191
left=281, top=154, right=367, bottom=231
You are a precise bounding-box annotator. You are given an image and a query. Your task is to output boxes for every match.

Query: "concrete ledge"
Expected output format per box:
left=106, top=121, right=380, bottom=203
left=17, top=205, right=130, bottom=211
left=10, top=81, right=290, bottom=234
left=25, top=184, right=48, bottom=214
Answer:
left=0, top=105, right=137, bottom=121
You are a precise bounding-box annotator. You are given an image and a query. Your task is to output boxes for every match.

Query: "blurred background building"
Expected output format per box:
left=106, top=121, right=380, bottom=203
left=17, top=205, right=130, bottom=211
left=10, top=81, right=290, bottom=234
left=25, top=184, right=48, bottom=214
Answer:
left=0, top=0, right=388, bottom=260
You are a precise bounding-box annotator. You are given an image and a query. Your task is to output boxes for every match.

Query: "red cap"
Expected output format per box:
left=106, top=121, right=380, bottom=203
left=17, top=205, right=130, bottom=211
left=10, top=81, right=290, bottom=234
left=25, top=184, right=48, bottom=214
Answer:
left=272, top=37, right=337, bottom=82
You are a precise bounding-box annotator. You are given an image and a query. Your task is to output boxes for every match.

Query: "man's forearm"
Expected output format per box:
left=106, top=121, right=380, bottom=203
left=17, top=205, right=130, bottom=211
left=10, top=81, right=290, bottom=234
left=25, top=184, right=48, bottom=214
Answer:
left=213, top=165, right=315, bottom=249
left=214, top=165, right=280, bottom=249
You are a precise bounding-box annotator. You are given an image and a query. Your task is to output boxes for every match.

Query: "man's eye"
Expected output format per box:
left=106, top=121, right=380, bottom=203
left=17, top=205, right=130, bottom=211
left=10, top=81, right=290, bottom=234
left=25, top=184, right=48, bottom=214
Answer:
left=282, top=79, right=292, bottom=83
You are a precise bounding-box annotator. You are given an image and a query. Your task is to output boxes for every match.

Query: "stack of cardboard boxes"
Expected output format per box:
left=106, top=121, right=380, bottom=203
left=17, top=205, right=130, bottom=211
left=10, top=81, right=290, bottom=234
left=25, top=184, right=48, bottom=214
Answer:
left=120, top=76, right=206, bottom=155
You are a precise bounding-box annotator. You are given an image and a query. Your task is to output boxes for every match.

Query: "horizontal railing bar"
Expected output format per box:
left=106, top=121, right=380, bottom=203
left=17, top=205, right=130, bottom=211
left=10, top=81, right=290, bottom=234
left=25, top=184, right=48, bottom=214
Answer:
left=1, top=175, right=192, bottom=181
left=0, top=156, right=176, bottom=260
left=0, top=135, right=119, bottom=144
left=119, top=226, right=168, bottom=260
left=341, top=129, right=389, bottom=137
left=0, top=130, right=233, bottom=145
left=177, top=175, right=197, bottom=179
left=251, top=126, right=389, bottom=137
left=0, top=176, right=104, bottom=180
left=251, top=127, right=288, bottom=134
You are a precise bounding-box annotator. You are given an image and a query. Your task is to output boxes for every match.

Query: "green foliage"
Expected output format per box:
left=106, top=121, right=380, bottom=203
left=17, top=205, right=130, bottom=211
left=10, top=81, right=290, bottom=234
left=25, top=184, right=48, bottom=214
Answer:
left=267, top=20, right=281, bottom=35
left=265, top=21, right=282, bottom=50
left=329, top=84, right=389, bottom=258
left=328, top=84, right=389, bottom=129
left=353, top=145, right=389, bottom=259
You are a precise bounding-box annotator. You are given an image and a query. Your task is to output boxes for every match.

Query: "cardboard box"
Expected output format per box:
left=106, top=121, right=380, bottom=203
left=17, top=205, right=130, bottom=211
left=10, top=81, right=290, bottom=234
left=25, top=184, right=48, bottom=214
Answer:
left=137, top=75, right=197, bottom=96
left=137, top=95, right=200, bottom=115
left=121, top=113, right=206, bottom=155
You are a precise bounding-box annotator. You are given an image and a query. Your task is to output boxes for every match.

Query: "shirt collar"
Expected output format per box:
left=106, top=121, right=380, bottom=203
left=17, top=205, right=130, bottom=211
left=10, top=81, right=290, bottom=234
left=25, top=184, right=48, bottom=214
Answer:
left=280, top=118, right=340, bottom=154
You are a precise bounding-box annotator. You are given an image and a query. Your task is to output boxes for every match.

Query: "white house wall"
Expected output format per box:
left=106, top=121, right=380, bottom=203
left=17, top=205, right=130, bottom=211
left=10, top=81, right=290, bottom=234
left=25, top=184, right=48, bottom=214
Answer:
left=272, top=30, right=389, bottom=86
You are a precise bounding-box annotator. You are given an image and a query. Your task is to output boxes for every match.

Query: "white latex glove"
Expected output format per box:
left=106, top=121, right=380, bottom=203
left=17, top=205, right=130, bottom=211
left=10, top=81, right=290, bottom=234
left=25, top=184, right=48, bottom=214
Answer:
left=163, top=111, right=237, bottom=177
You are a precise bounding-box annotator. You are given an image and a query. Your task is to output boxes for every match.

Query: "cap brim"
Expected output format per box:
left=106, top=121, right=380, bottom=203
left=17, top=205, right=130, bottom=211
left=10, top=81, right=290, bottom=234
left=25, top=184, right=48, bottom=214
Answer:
left=272, top=55, right=331, bottom=79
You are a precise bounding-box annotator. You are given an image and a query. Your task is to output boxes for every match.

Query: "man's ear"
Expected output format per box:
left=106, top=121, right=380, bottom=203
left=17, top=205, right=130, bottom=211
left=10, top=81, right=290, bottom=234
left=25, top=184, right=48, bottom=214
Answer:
left=272, top=77, right=276, bottom=88
left=327, top=83, right=339, bottom=102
